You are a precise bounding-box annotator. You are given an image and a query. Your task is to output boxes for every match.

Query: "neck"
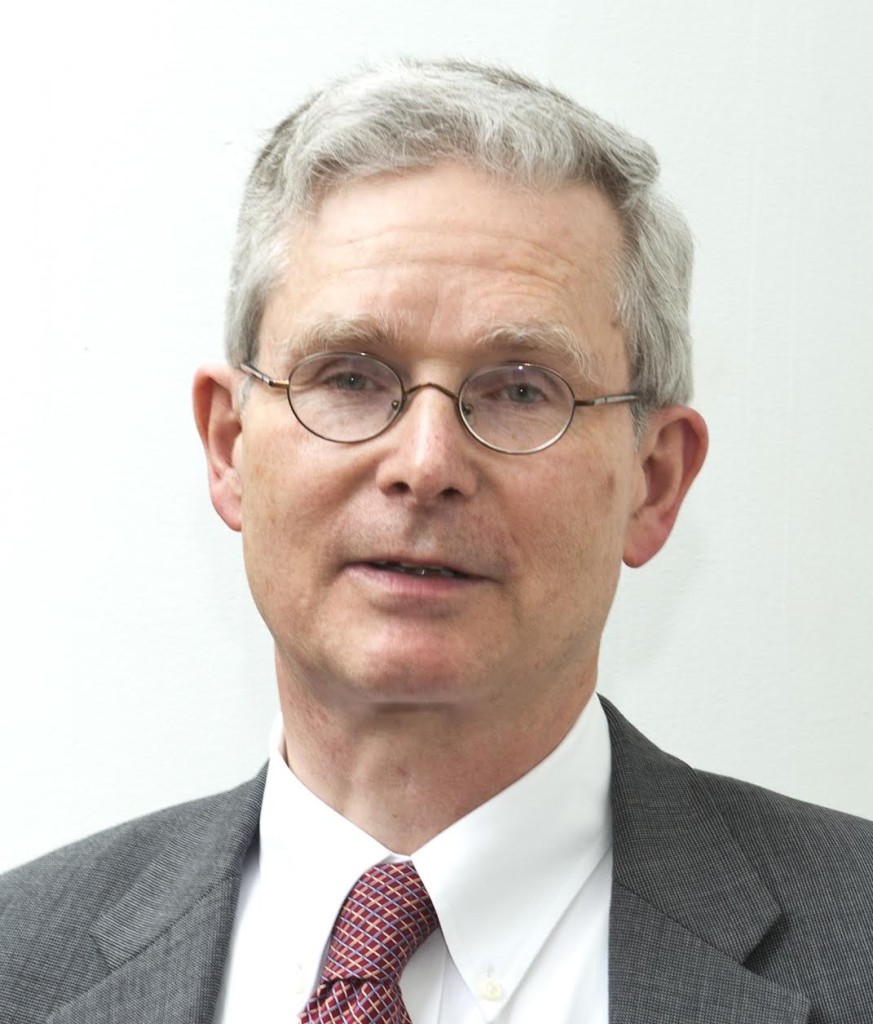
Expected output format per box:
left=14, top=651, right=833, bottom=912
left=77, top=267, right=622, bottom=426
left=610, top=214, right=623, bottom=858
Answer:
left=276, top=664, right=595, bottom=854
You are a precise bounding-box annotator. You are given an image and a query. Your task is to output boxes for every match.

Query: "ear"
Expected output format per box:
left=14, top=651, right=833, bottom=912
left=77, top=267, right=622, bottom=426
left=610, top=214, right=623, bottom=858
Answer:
left=623, top=406, right=708, bottom=568
left=193, top=364, right=244, bottom=532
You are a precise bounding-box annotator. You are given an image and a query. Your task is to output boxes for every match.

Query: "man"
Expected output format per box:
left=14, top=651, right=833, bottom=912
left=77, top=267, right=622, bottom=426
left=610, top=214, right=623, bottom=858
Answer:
left=1, top=59, right=871, bottom=1024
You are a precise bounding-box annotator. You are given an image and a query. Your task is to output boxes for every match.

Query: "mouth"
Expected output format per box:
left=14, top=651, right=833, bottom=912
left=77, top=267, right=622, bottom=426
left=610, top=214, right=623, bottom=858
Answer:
left=368, top=560, right=470, bottom=579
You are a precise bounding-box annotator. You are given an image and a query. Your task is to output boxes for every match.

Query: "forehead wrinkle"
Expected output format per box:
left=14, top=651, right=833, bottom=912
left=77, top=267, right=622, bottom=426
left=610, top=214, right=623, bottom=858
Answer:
left=325, top=231, right=608, bottom=308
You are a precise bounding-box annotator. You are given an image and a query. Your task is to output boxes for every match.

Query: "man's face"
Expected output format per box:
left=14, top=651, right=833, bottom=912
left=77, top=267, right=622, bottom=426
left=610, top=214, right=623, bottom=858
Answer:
left=226, top=164, right=653, bottom=725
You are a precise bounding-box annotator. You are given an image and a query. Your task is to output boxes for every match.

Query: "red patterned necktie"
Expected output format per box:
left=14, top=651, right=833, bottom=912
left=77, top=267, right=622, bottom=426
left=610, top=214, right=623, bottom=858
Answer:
left=300, top=861, right=438, bottom=1024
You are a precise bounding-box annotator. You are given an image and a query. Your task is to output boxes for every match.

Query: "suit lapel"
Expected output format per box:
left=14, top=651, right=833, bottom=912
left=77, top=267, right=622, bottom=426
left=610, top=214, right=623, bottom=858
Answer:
left=49, top=769, right=266, bottom=1024
left=601, top=698, right=810, bottom=1024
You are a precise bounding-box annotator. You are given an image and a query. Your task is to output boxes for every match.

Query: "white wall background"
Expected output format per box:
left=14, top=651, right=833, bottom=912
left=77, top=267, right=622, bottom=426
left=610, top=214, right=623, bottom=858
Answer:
left=1, top=0, right=871, bottom=872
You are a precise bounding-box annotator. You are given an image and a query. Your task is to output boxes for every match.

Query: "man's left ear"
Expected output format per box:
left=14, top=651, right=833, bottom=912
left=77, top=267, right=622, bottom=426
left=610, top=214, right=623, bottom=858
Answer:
left=623, top=406, right=708, bottom=568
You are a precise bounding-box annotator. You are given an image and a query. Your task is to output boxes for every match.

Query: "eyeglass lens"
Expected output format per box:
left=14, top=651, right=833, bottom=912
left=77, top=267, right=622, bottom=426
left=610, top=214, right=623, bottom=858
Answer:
left=287, top=353, right=575, bottom=452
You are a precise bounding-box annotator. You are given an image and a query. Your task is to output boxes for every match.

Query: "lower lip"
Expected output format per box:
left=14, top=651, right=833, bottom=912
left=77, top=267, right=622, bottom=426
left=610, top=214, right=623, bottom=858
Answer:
left=344, top=563, right=483, bottom=598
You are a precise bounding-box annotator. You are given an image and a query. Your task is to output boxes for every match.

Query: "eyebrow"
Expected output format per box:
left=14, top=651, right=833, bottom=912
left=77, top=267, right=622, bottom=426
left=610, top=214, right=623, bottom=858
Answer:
left=475, top=321, right=597, bottom=380
left=273, top=313, right=409, bottom=362
left=271, top=313, right=599, bottom=382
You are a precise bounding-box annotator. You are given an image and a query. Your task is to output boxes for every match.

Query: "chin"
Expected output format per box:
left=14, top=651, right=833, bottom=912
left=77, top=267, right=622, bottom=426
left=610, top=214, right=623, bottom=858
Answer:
left=336, top=647, right=479, bottom=706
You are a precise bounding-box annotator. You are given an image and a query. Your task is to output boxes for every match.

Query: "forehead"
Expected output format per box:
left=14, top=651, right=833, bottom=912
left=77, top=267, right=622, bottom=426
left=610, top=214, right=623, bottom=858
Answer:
left=259, top=163, right=627, bottom=379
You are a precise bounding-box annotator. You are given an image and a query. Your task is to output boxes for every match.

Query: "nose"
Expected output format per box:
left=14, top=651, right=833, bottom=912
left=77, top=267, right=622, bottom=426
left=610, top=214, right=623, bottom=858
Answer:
left=374, top=383, right=479, bottom=503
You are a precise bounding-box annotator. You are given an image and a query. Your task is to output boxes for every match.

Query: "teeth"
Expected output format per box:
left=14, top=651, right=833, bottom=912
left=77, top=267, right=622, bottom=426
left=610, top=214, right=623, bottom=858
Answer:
left=374, top=561, right=463, bottom=578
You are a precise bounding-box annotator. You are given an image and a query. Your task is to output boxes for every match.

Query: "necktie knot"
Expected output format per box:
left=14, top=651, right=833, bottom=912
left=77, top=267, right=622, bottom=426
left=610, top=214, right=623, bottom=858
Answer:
left=300, top=861, right=438, bottom=1023
left=324, top=862, right=437, bottom=983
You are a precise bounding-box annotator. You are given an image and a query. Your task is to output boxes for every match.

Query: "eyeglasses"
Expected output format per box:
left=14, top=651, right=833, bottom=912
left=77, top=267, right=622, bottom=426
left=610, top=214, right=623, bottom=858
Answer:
left=240, top=352, right=638, bottom=455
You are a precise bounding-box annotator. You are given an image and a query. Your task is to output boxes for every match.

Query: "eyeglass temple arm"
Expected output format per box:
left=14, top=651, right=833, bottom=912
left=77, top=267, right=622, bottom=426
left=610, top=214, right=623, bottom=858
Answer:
left=574, top=393, right=638, bottom=408
left=240, top=363, right=290, bottom=388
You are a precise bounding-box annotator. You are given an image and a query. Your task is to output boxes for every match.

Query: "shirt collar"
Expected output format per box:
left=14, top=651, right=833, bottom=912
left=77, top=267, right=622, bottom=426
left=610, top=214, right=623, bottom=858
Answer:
left=412, top=693, right=612, bottom=1007
left=258, top=720, right=396, bottom=993
left=257, top=693, right=611, bottom=1008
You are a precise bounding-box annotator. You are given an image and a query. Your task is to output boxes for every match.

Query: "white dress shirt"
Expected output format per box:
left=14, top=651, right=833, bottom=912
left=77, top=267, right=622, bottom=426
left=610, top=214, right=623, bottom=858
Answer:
left=214, top=694, right=612, bottom=1023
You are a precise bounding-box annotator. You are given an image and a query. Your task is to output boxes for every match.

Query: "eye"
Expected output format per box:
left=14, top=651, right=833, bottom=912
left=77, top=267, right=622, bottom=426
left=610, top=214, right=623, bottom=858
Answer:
left=292, top=354, right=397, bottom=396
left=501, top=381, right=546, bottom=403
left=469, top=365, right=565, bottom=407
left=325, top=371, right=376, bottom=391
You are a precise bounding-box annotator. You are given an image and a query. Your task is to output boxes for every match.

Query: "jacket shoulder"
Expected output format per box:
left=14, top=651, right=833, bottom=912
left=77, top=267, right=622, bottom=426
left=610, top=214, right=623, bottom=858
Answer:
left=697, top=767, right=873, bottom=999
left=602, top=694, right=873, bottom=872
left=697, top=765, right=873, bottom=899
left=0, top=771, right=264, bottom=1023
left=602, top=696, right=873, bottom=1017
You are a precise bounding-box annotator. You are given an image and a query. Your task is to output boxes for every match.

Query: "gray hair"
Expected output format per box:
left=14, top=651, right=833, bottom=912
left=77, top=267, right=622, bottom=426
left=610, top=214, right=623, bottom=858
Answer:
left=225, top=59, right=694, bottom=413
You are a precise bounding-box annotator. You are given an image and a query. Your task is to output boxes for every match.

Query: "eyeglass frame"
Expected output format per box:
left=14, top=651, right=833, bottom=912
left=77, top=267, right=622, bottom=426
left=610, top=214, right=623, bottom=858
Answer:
left=239, top=352, right=639, bottom=455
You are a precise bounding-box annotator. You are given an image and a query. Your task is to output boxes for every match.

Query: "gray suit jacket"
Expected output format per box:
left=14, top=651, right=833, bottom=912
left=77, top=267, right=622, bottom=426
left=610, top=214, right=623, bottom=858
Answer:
left=2, top=699, right=871, bottom=1023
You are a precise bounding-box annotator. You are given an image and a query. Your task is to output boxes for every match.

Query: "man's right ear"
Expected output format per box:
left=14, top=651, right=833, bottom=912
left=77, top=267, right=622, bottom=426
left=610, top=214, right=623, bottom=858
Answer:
left=193, top=365, right=244, bottom=532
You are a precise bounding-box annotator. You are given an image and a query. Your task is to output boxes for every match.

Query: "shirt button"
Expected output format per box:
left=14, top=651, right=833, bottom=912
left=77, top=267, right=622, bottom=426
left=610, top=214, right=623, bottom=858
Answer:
left=476, top=977, right=504, bottom=1002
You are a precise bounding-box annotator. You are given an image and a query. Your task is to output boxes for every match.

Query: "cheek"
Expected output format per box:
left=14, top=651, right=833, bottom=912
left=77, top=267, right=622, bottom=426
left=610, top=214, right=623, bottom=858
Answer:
left=239, top=448, right=313, bottom=631
left=241, top=448, right=286, bottom=535
left=238, top=429, right=308, bottom=576
left=240, top=429, right=358, bottom=560
left=586, top=465, right=633, bottom=565
left=529, top=459, right=627, bottom=583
